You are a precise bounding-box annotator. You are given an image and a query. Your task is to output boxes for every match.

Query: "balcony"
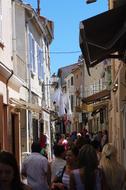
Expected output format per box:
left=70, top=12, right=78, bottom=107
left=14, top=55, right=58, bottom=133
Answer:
left=84, top=81, right=111, bottom=98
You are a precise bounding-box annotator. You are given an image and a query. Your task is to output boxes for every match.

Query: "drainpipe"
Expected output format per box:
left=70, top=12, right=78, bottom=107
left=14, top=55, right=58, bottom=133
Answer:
left=5, top=69, right=13, bottom=150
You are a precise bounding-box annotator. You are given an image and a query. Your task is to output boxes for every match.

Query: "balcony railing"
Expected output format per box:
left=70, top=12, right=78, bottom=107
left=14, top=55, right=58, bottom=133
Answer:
left=84, top=81, right=111, bottom=97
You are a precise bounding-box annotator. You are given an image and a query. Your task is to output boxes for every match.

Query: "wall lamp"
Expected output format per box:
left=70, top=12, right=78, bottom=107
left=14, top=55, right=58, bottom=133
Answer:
left=86, top=0, right=97, bottom=4
left=112, top=82, right=118, bottom=92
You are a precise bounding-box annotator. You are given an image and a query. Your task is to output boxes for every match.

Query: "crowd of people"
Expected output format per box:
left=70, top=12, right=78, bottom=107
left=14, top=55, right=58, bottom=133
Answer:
left=0, top=129, right=126, bottom=190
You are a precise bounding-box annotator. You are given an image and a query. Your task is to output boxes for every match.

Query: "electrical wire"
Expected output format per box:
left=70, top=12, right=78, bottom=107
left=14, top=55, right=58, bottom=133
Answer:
left=17, top=49, right=81, bottom=54
left=49, top=51, right=81, bottom=54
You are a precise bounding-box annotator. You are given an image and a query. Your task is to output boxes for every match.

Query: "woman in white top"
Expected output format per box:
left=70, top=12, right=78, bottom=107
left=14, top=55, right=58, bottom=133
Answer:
left=51, top=145, right=79, bottom=190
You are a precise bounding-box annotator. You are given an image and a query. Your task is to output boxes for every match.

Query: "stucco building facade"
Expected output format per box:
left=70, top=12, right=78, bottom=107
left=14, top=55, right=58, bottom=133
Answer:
left=0, top=0, right=54, bottom=164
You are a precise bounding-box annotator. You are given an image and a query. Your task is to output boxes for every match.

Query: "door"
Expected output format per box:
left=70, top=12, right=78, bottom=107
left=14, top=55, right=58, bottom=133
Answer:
left=10, top=113, right=20, bottom=165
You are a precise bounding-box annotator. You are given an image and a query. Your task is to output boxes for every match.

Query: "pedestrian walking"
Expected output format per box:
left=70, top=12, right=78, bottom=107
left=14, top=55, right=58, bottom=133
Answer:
left=21, top=142, right=50, bottom=190
left=51, top=145, right=79, bottom=190
left=70, top=144, right=106, bottom=190
left=50, top=144, right=66, bottom=182
left=0, top=151, right=31, bottom=190
left=101, top=130, right=108, bottom=149
left=91, top=139, right=102, bottom=162
left=100, top=143, right=126, bottom=190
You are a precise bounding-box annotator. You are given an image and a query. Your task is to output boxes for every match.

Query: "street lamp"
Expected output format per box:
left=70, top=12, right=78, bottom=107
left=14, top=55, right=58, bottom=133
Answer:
left=86, top=0, right=97, bottom=4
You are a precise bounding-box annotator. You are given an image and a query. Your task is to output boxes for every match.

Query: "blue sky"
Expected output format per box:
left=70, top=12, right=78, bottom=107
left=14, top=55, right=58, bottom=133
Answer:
left=24, top=0, right=108, bottom=74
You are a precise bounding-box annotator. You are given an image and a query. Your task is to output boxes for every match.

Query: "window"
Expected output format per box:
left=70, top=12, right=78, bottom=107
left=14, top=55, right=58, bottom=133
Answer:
left=37, top=45, right=44, bottom=81
left=28, top=32, right=35, bottom=73
left=71, top=76, right=73, bottom=86
left=71, top=95, right=74, bottom=111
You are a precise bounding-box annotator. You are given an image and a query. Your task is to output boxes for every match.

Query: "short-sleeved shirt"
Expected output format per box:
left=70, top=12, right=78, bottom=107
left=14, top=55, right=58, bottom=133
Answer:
left=21, top=152, right=49, bottom=190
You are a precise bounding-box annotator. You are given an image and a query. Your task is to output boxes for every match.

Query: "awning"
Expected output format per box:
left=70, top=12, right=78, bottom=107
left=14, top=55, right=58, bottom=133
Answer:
left=75, top=104, right=93, bottom=112
left=93, top=100, right=109, bottom=111
left=9, top=98, right=50, bottom=114
left=75, top=101, right=109, bottom=113
left=82, top=89, right=110, bottom=104
left=79, top=4, right=126, bottom=74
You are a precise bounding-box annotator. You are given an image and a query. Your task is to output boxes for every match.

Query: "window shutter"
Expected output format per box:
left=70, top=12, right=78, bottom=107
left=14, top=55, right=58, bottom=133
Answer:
left=28, top=32, right=35, bottom=72
left=32, top=38, right=35, bottom=72
left=37, top=47, right=44, bottom=80
left=37, top=46, right=41, bottom=79
left=40, top=50, right=44, bottom=80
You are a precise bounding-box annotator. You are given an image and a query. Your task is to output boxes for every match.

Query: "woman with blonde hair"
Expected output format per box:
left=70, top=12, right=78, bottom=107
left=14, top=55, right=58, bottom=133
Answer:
left=100, top=143, right=126, bottom=190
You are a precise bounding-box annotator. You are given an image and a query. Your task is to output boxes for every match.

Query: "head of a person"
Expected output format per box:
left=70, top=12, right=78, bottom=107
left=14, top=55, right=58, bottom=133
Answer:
left=53, top=144, right=65, bottom=158
left=103, top=129, right=108, bottom=135
left=31, top=141, right=41, bottom=153
left=65, top=145, right=79, bottom=167
left=100, top=143, right=122, bottom=189
left=100, top=143, right=117, bottom=162
left=78, top=144, right=98, bottom=170
left=76, top=136, right=89, bottom=149
left=61, top=134, right=65, bottom=139
left=0, top=151, right=21, bottom=188
left=91, top=140, right=102, bottom=152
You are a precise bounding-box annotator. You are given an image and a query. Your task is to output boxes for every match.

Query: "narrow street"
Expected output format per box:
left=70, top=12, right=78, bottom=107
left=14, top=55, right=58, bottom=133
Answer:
left=0, top=0, right=126, bottom=190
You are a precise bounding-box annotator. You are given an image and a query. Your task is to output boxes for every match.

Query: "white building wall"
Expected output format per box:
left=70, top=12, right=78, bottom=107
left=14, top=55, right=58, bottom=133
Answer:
left=0, top=81, right=6, bottom=103
left=0, top=0, right=13, bottom=70
left=0, top=0, right=13, bottom=104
